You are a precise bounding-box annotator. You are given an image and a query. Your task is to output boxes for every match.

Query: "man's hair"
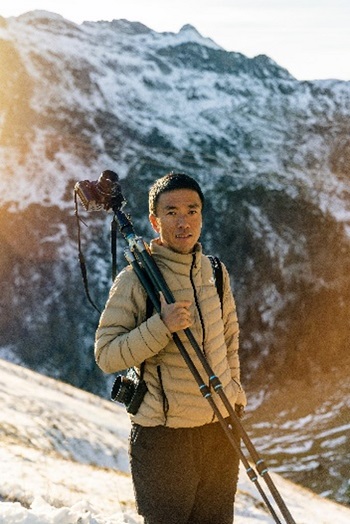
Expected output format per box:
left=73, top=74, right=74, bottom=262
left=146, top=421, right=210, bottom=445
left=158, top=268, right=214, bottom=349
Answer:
left=148, top=172, right=204, bottom=215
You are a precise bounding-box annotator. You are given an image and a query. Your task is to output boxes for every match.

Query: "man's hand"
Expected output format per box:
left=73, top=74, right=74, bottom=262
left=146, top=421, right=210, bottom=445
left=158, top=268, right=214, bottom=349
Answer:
left=159, top=292, right=192, bottom=333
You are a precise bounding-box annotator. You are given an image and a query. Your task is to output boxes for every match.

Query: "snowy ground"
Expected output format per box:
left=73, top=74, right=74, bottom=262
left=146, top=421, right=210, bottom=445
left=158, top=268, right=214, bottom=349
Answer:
left=0, top=358, right=349, bottom=523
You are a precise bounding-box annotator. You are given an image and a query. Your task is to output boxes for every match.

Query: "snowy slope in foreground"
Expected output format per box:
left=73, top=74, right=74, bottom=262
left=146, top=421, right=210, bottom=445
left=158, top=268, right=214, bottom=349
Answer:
left=0, top=359, right=349, bottom=524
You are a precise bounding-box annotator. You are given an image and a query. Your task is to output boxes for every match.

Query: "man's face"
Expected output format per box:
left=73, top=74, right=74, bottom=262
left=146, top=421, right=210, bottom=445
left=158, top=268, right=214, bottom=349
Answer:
left=149, top=189, right=202, bottom=254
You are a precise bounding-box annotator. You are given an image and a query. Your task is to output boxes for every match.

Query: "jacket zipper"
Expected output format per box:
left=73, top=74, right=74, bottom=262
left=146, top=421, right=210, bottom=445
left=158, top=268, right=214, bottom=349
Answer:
left=190, top=254, right=215, bottom=423
left=157, top=365, right=169, bottom=424
left=189, top=253, right=206, bottom=354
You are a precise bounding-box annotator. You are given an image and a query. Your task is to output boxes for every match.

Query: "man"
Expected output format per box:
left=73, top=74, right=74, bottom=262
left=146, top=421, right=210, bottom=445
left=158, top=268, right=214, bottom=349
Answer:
left=95, top=172, right=247, bottom=524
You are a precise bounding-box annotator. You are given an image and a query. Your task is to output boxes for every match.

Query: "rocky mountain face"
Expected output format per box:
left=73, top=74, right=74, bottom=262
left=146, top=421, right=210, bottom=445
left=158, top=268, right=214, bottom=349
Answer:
left=0, top=10, right=349, bottom=504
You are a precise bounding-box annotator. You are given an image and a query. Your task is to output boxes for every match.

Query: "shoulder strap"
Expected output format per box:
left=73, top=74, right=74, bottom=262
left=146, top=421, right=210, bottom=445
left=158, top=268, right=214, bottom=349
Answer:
left=208, top=255, right=224, bottom=314
left=146, top=293, right=154, bottom=320
left=137, top=295, right=155, bottom=379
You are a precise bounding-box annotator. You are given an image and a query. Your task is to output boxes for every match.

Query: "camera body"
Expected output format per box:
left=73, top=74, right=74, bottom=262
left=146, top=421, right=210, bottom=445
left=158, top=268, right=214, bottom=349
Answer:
left=74, top=170, right=125, bottom=212
left=111, top=367, right=148, bottom=415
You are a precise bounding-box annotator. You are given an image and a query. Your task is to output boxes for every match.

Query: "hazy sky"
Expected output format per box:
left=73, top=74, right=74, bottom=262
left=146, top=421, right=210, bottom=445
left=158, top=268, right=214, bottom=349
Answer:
left=1, top=0, right=350, bottom=81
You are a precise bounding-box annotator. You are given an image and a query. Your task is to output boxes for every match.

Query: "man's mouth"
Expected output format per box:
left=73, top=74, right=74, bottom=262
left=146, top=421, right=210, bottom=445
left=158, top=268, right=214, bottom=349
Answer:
left=176, top=233, right=192, bottom=238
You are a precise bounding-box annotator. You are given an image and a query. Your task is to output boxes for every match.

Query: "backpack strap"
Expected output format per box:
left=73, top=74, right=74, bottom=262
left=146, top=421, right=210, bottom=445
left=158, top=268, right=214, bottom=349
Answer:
left=208, top=255, right=224, bottom=315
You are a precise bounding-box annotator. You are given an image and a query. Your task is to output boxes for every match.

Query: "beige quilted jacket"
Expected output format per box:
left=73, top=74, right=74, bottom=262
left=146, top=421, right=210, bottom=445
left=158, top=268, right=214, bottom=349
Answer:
left=95, top=240, right=246, bottom=427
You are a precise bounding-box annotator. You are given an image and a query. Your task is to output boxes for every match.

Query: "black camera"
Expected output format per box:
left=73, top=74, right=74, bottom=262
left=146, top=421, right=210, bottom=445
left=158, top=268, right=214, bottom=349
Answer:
left=111, top=368, right=148, bottom=415
left=74, top=170, right=125, bottom=212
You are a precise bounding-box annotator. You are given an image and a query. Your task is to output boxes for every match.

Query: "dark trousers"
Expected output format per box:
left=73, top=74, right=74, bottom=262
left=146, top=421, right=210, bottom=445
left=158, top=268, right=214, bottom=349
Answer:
left=128, top=419, right=240, bottom=524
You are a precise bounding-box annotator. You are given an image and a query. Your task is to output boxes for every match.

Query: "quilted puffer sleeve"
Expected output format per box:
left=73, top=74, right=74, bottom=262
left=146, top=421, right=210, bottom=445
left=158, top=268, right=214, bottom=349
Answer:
left=94, top=266, right=172, bottom=374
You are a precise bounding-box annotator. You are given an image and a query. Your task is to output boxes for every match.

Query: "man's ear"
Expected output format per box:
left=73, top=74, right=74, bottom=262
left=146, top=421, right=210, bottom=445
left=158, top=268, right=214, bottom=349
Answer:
left=149, top=214, right=160, bottom=233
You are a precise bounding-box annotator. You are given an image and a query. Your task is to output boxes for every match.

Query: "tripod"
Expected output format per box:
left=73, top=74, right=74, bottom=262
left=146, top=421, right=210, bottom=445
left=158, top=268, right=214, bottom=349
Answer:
left=111, top=206, right=297, bottom=524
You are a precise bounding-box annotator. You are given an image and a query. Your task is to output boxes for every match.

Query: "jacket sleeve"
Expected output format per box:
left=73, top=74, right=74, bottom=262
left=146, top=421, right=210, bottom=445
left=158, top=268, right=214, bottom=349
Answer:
left=221, top=263, right=247, bottom=407
left=94, top=266, right=172, bottom=374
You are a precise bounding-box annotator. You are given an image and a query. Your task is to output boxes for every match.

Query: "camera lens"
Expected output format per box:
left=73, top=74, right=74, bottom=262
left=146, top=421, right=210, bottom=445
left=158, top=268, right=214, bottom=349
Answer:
left=98, top=170, right=119, bottom=196
left=111, top=375, right=134, bottom=405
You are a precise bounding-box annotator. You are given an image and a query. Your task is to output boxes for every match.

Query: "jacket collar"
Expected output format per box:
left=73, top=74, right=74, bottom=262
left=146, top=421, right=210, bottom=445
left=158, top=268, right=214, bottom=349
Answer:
left=150, top=239, right=202, bottom=274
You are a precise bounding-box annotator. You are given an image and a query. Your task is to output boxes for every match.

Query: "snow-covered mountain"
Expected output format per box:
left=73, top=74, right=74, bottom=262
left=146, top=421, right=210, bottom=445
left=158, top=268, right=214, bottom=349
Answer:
left=1, top=358, right=350, bottom=524
left=0, top=10, right=349, bottom=507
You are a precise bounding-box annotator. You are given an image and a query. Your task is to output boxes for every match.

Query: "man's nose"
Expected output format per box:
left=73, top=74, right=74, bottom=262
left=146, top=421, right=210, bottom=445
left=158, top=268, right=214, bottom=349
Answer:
left=177, top=215, right=189, bottom=227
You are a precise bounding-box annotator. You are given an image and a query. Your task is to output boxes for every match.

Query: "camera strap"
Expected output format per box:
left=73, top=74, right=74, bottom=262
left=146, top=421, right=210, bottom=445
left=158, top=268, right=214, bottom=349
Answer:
left=74, top=191, right=101, bottom=314
left=135, top=297, right=154, bottom=381
left=139, top=361, right=146, bottom=380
